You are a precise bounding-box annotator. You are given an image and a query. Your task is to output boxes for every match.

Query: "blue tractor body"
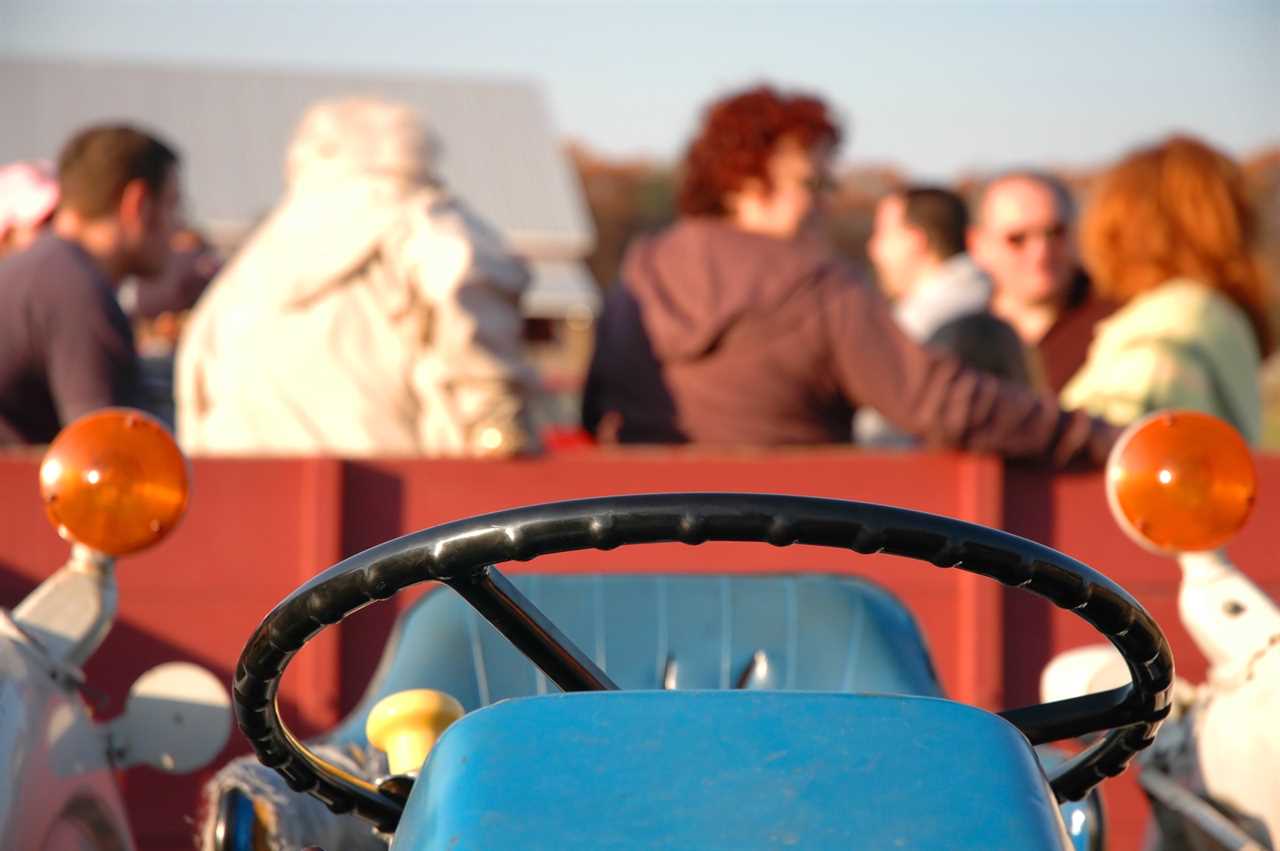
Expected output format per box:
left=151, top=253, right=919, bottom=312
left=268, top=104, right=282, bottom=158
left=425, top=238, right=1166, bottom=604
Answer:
left=391, top=690, right=1072, bottom=850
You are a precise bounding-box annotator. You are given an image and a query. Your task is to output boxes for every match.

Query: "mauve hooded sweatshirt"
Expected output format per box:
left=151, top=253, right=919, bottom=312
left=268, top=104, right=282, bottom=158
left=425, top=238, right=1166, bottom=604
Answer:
left=583, top=218, right=1115, bottom=465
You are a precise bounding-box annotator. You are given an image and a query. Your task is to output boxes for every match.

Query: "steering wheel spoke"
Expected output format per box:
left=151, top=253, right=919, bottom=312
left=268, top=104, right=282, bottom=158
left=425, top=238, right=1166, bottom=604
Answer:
left=448, top=568, right=617, bottom=692
left=999, top=685, right=1154, bottom=744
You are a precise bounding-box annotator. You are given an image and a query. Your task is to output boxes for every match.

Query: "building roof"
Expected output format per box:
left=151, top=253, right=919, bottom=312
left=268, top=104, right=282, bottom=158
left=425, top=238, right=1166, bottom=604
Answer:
left=0, top=57, right=595, bottom=260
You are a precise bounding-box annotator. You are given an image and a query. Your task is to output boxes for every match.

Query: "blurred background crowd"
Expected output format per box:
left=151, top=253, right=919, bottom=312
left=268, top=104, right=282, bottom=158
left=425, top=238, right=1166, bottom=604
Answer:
left=1, top=1, right=1276, bottom=460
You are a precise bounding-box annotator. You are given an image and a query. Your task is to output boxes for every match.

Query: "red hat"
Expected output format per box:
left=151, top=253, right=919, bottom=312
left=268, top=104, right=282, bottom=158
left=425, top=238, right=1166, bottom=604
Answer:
left=0, top=160, right=59, bottom=234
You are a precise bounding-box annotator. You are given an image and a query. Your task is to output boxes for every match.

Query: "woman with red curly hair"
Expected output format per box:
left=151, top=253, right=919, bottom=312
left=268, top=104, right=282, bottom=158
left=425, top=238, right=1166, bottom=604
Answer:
left=1062, top=135, right=1271, bottom=443
left=581, top=84, right=1118, bottom=464
left=675, top=86, right=839, bottom=233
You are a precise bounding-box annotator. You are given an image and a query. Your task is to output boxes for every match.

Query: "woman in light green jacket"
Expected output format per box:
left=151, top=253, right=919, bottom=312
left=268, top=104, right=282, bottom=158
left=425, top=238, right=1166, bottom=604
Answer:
left=1062, top=135, right=1272, bottom=444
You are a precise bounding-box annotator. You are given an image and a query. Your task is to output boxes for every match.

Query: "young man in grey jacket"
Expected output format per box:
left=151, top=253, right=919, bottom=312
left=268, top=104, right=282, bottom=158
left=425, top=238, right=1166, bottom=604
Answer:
left=857, top=186, right=1032, bottom=447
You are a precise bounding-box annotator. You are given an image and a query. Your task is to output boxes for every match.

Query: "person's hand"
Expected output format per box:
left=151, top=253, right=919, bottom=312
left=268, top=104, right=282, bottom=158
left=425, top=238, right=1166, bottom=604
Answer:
left=134, top=311, right=187, bottom=353
left=595, top=410, right=623, bottom=444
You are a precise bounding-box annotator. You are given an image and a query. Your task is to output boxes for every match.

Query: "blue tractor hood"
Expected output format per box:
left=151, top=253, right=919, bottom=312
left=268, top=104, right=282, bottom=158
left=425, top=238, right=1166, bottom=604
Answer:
left=391, top=691, right=1073, bottom=850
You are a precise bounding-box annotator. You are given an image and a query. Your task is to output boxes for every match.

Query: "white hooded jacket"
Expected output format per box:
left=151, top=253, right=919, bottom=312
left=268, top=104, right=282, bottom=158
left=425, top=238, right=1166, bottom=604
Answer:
left=1061, top=278, right=1261, bottom=444
left=176, top=99, right=538, bottom=457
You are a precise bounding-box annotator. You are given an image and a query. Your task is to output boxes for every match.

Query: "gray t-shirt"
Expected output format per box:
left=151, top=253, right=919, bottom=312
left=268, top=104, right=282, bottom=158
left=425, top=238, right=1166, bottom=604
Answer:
left=0, top=233, right=138, bottom=444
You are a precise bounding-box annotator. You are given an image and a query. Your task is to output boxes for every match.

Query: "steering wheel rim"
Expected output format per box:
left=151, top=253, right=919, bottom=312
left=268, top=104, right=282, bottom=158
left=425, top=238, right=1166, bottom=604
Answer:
left=233, top=493, right=1173, bottom=832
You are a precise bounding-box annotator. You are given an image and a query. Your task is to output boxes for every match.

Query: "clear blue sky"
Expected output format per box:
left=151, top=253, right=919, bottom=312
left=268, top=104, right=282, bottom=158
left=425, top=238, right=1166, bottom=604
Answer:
left=3, top=0, right=1277, bottom=179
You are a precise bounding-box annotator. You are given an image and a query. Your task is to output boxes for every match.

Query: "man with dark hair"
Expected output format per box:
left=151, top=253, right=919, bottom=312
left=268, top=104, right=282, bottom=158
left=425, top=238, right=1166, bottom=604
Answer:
left=0, top=124, right=182, bottom=444
left=859, top=186, right=1031, bottom=445
left=969, top=171, right=1113, bottom=393
left=868, top=187, right=985, bottom=319
left=896, top=187, right=968, bottom=261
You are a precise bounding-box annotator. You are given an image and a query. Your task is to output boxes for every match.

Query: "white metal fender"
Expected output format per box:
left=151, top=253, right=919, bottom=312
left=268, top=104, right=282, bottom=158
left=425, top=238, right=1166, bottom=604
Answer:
left=0, top=611, right=134, bottom=851
left=108, top=662, right=232, bottom=774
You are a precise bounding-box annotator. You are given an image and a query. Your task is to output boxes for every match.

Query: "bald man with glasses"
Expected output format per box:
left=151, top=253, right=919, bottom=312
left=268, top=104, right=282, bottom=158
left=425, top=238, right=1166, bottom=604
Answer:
left=969, top=171, right=1114, bottom=393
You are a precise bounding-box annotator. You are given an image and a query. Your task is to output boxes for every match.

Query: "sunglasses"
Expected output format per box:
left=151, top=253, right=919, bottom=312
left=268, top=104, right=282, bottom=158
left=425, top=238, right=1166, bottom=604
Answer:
left=1002, top=223, right=1068, bottom=249
left=800, top=173, right=836, bottom=194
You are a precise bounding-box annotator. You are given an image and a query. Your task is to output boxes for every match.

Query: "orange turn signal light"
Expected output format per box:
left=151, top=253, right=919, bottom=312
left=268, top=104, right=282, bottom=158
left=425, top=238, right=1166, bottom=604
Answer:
left=39, top=408, right=190, bottom=556
left=1106, top=411, right=1255, bottom=554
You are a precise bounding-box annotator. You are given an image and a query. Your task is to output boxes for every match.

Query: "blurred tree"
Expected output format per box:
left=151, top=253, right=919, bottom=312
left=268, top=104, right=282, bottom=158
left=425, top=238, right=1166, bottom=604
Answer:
left=566, top=142, right=675, bottom=288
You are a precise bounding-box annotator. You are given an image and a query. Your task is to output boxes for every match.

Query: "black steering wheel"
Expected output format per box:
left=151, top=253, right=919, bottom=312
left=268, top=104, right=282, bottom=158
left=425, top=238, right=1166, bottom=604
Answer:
left=233, top=493, right=1173, bottom=832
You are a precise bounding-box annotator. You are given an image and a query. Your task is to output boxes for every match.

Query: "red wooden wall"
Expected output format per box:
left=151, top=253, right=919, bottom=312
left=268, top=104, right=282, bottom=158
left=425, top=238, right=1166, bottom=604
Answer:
left=2, top=448, right=1277, bottom=850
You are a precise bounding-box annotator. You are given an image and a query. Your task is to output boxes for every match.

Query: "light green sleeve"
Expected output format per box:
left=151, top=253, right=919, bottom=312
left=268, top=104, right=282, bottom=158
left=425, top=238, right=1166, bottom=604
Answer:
left=1061, top=338, right=1220, bottom=428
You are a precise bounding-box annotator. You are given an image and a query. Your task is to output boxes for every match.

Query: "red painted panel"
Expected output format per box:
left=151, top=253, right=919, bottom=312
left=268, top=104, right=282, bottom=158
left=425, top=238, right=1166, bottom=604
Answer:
left=0, top=455, right=71, bottom=592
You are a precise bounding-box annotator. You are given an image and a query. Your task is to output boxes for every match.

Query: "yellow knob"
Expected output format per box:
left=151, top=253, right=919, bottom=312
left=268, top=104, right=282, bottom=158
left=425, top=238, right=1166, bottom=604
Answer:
left=365, top=689, right=465, bottom=776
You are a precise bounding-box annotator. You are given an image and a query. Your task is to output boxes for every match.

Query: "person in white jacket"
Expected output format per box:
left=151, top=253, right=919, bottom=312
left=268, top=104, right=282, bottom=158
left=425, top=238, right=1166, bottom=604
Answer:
left=176, top=98, right=539, bottom=457
left=857, top=186, right=1033, bottom=446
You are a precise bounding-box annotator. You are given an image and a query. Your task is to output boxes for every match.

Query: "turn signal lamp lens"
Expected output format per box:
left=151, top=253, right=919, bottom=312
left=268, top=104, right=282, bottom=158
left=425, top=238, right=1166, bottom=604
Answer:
left=39, top=408, right=190, bottom=556
left=1106, top=411, right=1255, bottom=554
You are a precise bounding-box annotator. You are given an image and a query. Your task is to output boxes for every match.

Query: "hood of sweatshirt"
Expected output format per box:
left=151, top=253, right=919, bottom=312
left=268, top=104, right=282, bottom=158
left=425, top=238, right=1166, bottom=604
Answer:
left=621, top=218, right=838, bottom=361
